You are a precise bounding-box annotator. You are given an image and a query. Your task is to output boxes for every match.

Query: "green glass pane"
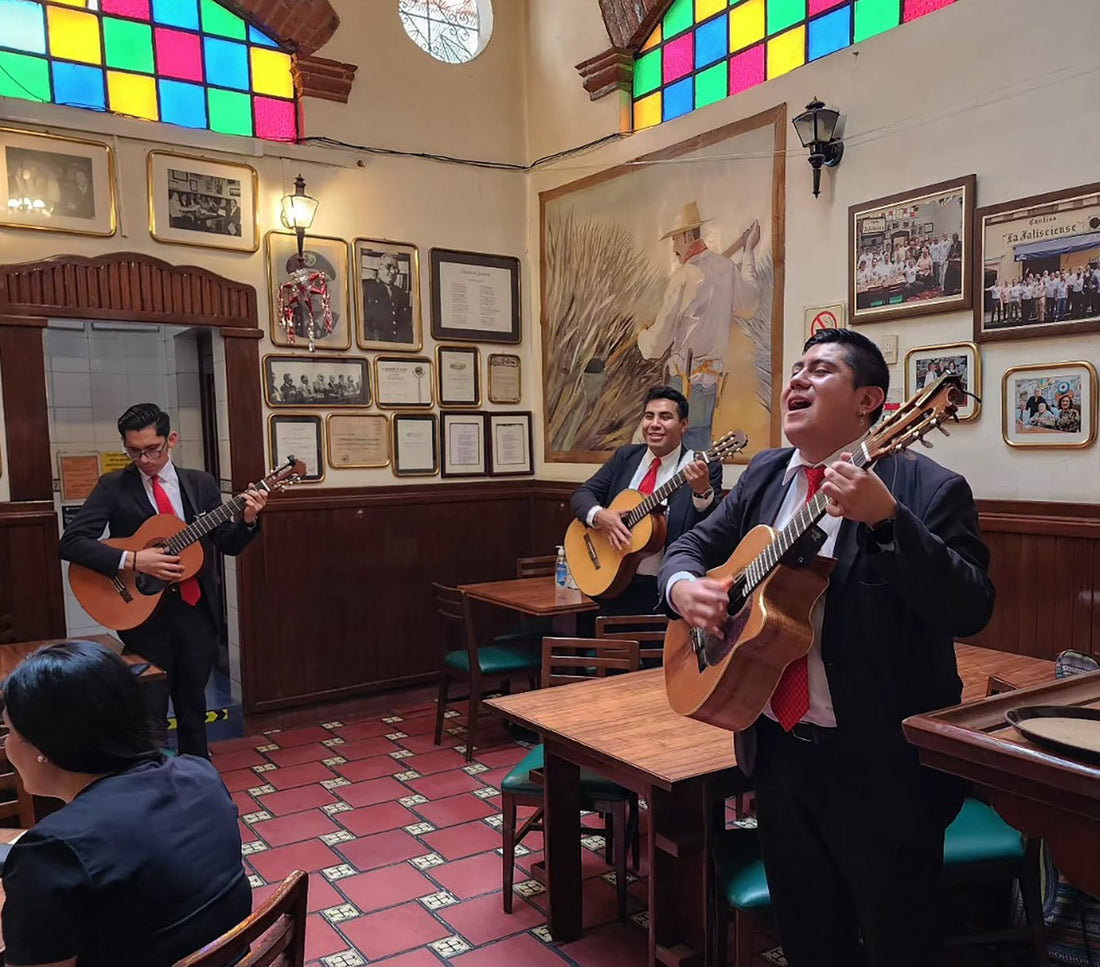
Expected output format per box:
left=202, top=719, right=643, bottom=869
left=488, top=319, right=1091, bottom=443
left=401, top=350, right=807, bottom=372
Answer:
left=199, top=0, right=246, bottom=39
left=103, top=17, right=154, bottom=73
left=694, top=61, right=727, bottom=108
left=767, top=0, right=805, bottom=34
left=0, top=50, right=50, bottom=101
left=207, top=86, right=252, bottom=135
left=663, top=0, right=693, bottom=38
left=634, top=47, right=661, bottom=97
left=854, top=0, right=899, bottom=41
left=730, top=0, right=749, bottom=5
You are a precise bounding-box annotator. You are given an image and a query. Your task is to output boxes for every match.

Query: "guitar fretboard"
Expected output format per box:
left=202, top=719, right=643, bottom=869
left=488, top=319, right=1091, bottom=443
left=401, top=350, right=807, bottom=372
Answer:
left=624, top=446, right=719, bottom=528
left=162, top=487, right=264, bottom=555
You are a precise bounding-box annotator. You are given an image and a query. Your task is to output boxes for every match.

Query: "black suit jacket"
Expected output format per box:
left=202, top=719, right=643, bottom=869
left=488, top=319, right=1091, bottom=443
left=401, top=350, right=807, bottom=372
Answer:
left=570, top=443, right=723, bottom=549
left=659, top=447, right=994, bottom=769
left=362, top=279, right=413, bottom=344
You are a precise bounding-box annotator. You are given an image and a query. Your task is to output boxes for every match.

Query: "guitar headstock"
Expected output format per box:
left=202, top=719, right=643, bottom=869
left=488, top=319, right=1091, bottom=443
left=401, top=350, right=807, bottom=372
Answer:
left=260, top=456, right=306, bottom=493
left=865, top=374, right=964, bottom=462
left=702, top=430, right=749, bottom=462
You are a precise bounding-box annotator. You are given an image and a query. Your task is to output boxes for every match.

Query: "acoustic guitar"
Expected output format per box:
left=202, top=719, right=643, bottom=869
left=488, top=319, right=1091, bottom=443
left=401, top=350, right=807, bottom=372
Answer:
left=664, top=375, right=965, bottom=732
left=564, top=430, right=748, bottom=599
left=68, top=457, right=305, bottom=631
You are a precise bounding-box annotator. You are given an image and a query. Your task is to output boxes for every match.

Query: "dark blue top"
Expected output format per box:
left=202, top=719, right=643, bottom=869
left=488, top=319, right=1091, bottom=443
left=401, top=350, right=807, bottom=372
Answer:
left=1, top=755, right=250, bottom=967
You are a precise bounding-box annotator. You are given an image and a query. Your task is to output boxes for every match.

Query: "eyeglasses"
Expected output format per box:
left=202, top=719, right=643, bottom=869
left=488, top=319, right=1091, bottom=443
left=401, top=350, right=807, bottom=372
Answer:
left=124, top=440, right=169, bottom=461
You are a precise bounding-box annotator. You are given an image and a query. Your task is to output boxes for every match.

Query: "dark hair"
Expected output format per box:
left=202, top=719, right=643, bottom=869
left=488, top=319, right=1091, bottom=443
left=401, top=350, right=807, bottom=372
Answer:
left=118, top=403, right=170, bottom=439
left=3, top=641, right=161, bottom=774
left=644, top=385, right=689, bottom=421
left=802, top=328, right=890, bottom=422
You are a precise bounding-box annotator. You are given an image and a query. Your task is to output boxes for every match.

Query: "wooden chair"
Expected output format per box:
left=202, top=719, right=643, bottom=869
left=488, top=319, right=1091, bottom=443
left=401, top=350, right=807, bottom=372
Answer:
left=493, top=556, right=557, bottom=650
left=0, top=726, right=36, bottom=829
left=501, top=637, right=641, bottom=920
left=432, top=584, right=542, bottom=762
left=595, top=613, right=669, bottom=666
left=172, top=869, right=308, bottom=966
left=516, top=555, right=557, bottom=579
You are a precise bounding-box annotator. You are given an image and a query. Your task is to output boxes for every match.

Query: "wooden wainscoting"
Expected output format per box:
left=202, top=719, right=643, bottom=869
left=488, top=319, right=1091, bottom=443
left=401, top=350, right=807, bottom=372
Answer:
left=0, top=502, right=66, bottom=643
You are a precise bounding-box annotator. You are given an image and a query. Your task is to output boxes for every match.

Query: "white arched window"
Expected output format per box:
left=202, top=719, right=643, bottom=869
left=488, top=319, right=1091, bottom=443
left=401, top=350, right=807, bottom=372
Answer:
left=398, top=0, right=493, bottom=64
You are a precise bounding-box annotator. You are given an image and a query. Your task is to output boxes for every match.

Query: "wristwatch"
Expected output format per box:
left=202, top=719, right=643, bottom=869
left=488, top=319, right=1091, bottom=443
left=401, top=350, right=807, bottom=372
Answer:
left=867, top=517, right=895, bottom=545
left=693, top=488, right=713, bottom=500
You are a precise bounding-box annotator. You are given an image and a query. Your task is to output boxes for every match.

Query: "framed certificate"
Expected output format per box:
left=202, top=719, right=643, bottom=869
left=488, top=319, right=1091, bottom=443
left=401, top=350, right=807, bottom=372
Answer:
left=429, top=248, right=521, bottom=344
left=374, top=356, right=434, bottom=408
left=268, top=414, right=324, bottom=483
left=326, top=414, right=390, bottom=469
left=392, top=412, right=439, bottom=477
left=436, top=345, right=481, bottom=407
left=488, top=411, right=533, bottom=476
left=487, top=352, right=521, bottom=404
left=440, top=411, right=488, bottom=477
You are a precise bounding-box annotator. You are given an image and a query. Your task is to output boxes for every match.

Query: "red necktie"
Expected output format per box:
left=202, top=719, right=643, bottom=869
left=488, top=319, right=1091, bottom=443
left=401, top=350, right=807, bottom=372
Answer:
left=771, top=464, right=826, bottom=730
left=637, top=456, right=661, bottom=496
left=150, top=474, right=201, bottom=607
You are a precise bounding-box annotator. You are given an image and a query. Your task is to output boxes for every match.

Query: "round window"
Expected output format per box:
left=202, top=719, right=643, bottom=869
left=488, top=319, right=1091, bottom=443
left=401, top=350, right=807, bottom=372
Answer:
left=398, top=0, right=493, bottom=64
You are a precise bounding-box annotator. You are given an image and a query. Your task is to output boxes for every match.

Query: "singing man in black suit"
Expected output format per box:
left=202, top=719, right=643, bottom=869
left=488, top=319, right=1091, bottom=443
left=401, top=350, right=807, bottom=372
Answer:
left=571, top=386, right=723, bottom=616
left=59, top=404, right=267, bottom=758
left=660, top=329, right=994, bottom=967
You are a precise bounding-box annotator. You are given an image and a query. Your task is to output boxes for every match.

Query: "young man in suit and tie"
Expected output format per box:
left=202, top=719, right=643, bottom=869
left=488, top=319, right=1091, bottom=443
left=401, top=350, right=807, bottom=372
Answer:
left=660, top=329, right=994, bottom=967
left=570, top=386, right=723, bottom=616
left=60, top=404, right=267, bottom=758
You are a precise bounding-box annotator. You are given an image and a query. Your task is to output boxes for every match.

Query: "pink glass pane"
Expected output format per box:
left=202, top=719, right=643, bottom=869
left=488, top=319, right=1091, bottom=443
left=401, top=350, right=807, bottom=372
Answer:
left=102, top=0, right=151, bottom=17
left=903, top=0, right=954, bottom=20
left=154, top=26, right=202, bottom=81
left=729, top=43, right=765, bottom=96
left=808, top=0, right=846, bottom=14
left=661, top=32, right=693, bottom=84
left=253, top=95, right=297, bottom=141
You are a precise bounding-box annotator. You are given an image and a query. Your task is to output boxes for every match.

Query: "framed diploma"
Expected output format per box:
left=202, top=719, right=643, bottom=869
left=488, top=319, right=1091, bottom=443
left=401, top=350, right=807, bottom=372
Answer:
left=392, top=412, right=439, bottom=477
left=58, top=453, right=101, bottom=502
left=436, top=345, right=481, bottom=408
left=268, top=414, right=324, bottom=483
left=488, top=411, right=533, bottom=476
left=440, top=411, right=488, bottom=477
left=374, top=356, right=434, bottom=409
left=326, top=414, right=390, bottom=469
left=487, top=353, right=521, bottom=404
left=429, top=248, right=521, bottom=344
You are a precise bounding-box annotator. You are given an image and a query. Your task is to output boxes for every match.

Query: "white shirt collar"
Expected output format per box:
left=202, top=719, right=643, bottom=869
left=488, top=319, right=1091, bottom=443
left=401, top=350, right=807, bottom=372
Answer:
left=782, top=434, right=868, bottom=486
left=139, top=457, right=178, bottom=485
left=645, top=446, right=684, bottom=472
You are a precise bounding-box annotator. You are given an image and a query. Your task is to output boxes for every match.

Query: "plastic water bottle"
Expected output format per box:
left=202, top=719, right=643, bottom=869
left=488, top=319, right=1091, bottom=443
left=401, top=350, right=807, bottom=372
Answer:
left=555, top=546, right=568, bottom=590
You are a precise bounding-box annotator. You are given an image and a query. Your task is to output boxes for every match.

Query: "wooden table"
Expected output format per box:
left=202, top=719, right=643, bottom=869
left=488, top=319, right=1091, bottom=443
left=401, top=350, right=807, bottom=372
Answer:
left=0, top=634, right=165, bottom=683
left=459, top=576, right=597, bottom=636
left=955, top=642, right=1055, bottom=703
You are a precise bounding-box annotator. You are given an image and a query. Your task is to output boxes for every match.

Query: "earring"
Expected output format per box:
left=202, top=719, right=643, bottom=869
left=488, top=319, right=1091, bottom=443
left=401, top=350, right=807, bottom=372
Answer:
left=36, top=754, right=46, bottom=764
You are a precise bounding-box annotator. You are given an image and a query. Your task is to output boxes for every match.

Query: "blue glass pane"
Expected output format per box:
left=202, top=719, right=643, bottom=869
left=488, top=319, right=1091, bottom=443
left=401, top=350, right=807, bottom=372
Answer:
left=151, top=0, right=199, bottom=31
left=808, top=6, right=851, bottom=60
left=52, top=61, right=105, bottom=110
left=202, top=36, right=248, bottom=90
left=663, top=76, right=693, bottom=121
left=0, top=0, right=47, bottom=55
left=248, top=24, right=279, bottom=48
left=159, top=78, right=207, bottom=127
left=694, top=13, right=728, bottom=69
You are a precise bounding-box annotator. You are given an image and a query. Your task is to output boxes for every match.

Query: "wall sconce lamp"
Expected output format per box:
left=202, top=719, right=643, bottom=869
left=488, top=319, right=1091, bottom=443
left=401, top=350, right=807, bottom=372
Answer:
left=279, top=173, right=319, bottom=261
left=792, top=99, right=844, bottom=198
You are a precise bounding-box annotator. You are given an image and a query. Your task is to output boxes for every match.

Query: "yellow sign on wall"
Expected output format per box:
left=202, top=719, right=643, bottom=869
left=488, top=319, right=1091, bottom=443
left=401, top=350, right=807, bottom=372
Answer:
left=100, top=452, right=131, bottom=473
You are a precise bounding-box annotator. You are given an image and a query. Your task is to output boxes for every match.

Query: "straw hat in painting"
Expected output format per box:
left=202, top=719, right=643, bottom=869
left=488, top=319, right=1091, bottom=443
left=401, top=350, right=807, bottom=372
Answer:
left=660, top=201, right=710, bottom=240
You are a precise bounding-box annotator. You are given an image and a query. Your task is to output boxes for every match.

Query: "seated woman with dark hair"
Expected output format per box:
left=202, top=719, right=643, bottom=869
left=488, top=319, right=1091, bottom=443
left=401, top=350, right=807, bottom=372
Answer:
left=0, top=641, right=250, bottom=967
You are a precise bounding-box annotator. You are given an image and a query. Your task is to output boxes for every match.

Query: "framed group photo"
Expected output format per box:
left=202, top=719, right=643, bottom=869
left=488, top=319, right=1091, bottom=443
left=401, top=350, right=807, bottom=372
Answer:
left=148, top=151, right=258, bottom=252
left=354, top=238, right=422, bottom=351
left=430, top=248, right=521, bottom=344
left=441, top=411, right=488, bottom=477
left=904, top=342, right=980, bottom=422
left=375, top=356, right=433, bottom=408
left=268, top=414, right=325, bottom=482
left=1002, top=361, right=1097, bottom=449
left=488, top=411, right=533, bottom=476
left=326, top=414, right=390, bottom=469
left=849, top=175, right=975, bottom=325
left=263, top=355, right=370, bottom=408
left=1, top=127, right=116, bottom=236
left=436, top=345, right=480, bottom=407
left=392, top=412, right=439, bottom=477
left=266, top=232, right=351, bottom=351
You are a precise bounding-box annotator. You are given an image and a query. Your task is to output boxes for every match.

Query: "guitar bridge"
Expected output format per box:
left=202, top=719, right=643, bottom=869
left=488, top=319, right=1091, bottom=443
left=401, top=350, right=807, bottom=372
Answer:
left=582, top=532, right=601, bottom=570
left=111, top=576, right=134, bottom=603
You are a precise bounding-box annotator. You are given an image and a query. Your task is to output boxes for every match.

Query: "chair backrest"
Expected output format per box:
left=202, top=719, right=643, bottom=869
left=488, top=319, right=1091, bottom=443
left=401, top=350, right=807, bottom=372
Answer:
left=516, top=555, right=556, bottom=579
left=172, top=869, right=308, bottom=967
left=542, top=637, right=640, bottom=688
left=431, top=583, right=479, bottom=675
left=595, top=613, right=669, bottom=665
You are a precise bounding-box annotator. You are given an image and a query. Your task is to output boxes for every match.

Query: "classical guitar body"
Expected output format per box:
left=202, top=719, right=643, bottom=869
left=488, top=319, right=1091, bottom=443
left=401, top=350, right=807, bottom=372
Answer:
left=564, top=488, right=667, bottom=598
left=664, top=523, right=833, bottom=733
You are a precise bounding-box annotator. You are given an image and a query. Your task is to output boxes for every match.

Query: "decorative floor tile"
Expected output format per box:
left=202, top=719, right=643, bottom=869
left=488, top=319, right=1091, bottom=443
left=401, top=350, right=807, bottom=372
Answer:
left=322, top=777, right=351, bottom=790
left=390, top=749, right=413, bottom=759
left=247, top=874, right=265, bottom=888
left=494, top=843, right=530, bottom=857
left=382, top=715, right=404, bottom=724
left=322, top=736, right=347, bottom=747
left=581, top=834, right=606, bottom=851
left=419, top=889, right=459, bottom=911
left=394, top=769, right=422, bottom=781
left=405, top=821, right=436, bottom=835
left=409, top=852, right=446, bottom=870
left=386, top=731, right=409, bottom=741
left=730, top=815, right=759, bottom=829
left=252, top=762, right=276, bottom=773
left=323, top=755, right=348, bottom=766
left=601, top=869, right=640, bottom=886
left=242, top=810, right=272, bottom=824
left=462, top=763, right=489, bottom=775
left=248, top=784, right=276, bottom=796
left=473, top=786, right=499, bottom=800
left=241, top=841, right=268, bottom=855
left=454, top=745, right=468, bottom=754
left=443, top=709, right=460, bottom=719
left=321, top=952, right=365, bottom=967
left=761, top=947, right=789, bottom=966
left=514, top=878, right=546, bottom=897
left=400, top=794, right=429, bottom=807
left=429, top=935, right=472, bottom=958
left=321, top=863, right=358, bottom=881
left=323, top=801, right=353, bottom=816
left=483, top=814, right=504, bottom=829
left=321, top=829, right=356, bottom=846
left=262, top=728, right=282, bottom=736
left=530, top=925, right=554, bottom=943
left=321, top=721, right=345, bottom=729
left=322, top=902, right=361, bottom=924
left=255, top=743, right=279, bottom=753
left=630, top=910, right=650, bottom=929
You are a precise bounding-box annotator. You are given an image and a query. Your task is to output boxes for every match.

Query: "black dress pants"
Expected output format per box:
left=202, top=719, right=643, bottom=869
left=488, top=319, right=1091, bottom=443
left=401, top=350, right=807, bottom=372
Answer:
left=595, top=575, right=659, bottom=618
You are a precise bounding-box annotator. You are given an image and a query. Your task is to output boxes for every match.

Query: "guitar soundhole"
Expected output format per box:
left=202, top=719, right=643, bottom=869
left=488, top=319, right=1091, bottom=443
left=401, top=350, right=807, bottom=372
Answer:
left=693, top=588, right=751, bottom=670
left=134, top=574, right=166, bottom=597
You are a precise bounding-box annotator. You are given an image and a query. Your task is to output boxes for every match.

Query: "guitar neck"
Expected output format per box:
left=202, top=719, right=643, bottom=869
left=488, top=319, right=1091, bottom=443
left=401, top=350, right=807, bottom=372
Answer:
left=162, top=493, right=248, bottom=555
left=625, top=453, right=711, bottom=528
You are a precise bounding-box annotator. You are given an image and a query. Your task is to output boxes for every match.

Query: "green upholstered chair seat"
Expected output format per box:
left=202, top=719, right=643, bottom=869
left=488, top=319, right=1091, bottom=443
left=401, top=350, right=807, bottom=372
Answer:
left=444, top=646, right=540, bottom=676
left=493, top=617, right=554, bottom=647
left=713, top=830, right=770, bottom=910
left=501, top=743, right=633, bottom=802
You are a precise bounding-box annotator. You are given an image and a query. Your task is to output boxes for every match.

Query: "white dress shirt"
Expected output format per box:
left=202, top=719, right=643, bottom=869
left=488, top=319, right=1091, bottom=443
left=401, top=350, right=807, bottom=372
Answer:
left=117, top=460, right=186, bottom=571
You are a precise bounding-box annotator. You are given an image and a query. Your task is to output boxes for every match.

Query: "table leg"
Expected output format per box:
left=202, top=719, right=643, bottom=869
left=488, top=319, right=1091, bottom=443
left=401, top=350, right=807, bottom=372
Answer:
left=544, top=741, right=582, bottom=942
left=550, top=614, right=578, bottom=635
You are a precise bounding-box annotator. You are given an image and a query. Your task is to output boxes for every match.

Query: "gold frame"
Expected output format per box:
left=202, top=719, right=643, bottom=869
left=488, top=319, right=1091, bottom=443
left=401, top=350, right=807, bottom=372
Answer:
left=1001, top=361, right=1098, bottom=450
left=147, top=150, right=259, bottom=253
left=0, top=126, right=117, bottom=236
left=265, top=230, right=352, bottom=351
left=267, top=413, right=325, bottom=483
left=353, top=237, right=423, bottom=352
left=374, top=355, right=434, bottom=409
left=903, top=341, right=981, bottom=423
left=391, top=411, right=439, bottom=477
left=325, top=413, right=391, bottom=469
left=262, top=354, right=371, bottom=408
left=487, top=352, right=521, bottom=404
left=435, top=344, right=481, bottom=408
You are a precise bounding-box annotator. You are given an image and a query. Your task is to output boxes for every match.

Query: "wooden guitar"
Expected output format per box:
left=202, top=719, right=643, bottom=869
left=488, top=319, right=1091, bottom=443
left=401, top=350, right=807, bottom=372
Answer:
left=664, top=375, right=965, bottom=732
left=564, top=430, right=748, bottom=599
left=68, top=457, right=305, bottom=631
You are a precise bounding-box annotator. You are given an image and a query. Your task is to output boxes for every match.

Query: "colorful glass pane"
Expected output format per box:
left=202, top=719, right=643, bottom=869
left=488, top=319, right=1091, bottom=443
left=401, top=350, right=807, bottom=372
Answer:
left=151, top=0, right=199, bottom=31
left=247, top=24, right=278, bottom=48
left=903, top=0, right=952, bottom=18
left=52, top=60, right=105, bottom=108
left=199, top=0, right=244, bottom=39
left=103, top=17, right=155, bottom=73
left=634, top=47, right=662, bottom=98
left=766, top=23, right=805, bottom=77
left=767, top=0, right=805, bottom=34
left=0, top=50, right=51, bottom=99
left=853, top=0, right=899, bottom=41
left=694, top=13, right=727, bottom=68
left=158, top=77, right=206, bottom=126
left=47, top=5, right=102, bottom=64
left=634, top=90, right=662, bottom=130
left=808, top=0, right=846, bottom=12
left=694, top=60, right=727, bottom=107
left=249, top=46, right=293, bottom=99
left=663, top=75, right=693, bottom=121
left=253, top=94, right=296, bottom=141
left=662, top=32, right=693, bottom=84
left=0, top=0, right=47, bottom=55
left=207, top=86, right=252, bottom=136
left=154, top=26, right=203, bottom=81
left=102, top=0, right=149, bottom=16
left=695, top=0, right=725, bottom=18
left=663, top=0, right=694, bottom=39
left=808, top=5, right=850, bottom=59
left=729, top=0, right=765, bottom=52
left=107, top=68, right=157, bottom=118
left=203, top=36, right=248, bottom=90
left=728, top=43, right=764, bottom=95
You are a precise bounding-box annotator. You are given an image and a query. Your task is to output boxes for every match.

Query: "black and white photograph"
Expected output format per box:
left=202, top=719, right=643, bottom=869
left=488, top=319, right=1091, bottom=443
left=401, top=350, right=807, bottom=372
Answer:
left=166, top=167, right=242, bottom=235
left=904, top=342, right=981, bottom=422
left=266, top=231, right=352, bottom=351
left=263, top=355, right=370, bottom=408
left=354, top=237, right=422, bottom=351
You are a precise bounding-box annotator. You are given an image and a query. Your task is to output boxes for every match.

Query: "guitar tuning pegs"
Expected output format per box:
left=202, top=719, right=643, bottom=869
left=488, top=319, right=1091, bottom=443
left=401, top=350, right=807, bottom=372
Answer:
left=937, top=423, right=951, bottom=437
left=918, top=435, right=934, bottom=448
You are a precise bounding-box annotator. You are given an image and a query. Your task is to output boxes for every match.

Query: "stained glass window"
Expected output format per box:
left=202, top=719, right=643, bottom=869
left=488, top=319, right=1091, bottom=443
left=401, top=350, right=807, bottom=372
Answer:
left=398, top=0, right=494, bottom=65
left=633, top=0, right=956, bottom=129
left=0, top=0, right=298, bottom=141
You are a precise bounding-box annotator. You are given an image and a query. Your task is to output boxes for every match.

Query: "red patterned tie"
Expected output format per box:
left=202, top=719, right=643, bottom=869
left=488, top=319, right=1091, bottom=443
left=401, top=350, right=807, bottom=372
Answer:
left=637, top=456, right=661, bottom=496
left=771, top=464, right=826, bottom=730
left=150, top=474, right=201, bottom=607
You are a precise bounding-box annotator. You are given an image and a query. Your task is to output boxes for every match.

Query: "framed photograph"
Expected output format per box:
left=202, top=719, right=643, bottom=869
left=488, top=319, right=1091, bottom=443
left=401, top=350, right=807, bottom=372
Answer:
left=904, top=342, right=981, bottom=422
left=266, top=232, right=351, bottom=351
left=487, top=352, right=522, bottom=404
left=430, top=248, right=521, bottom=344
left=488, top=411, right=533, bottom=476
left=375, top=356, right=433, bottom=408
left=392, top=412, right=439, bottom=477
left=263, top=355, right=370, bottom=408
left=353, top=238, right=422, bottom=351
left=326, top=414, right=390, bottom=469
left=147, top=151, right=258, bottom=252
left=436, top=345, right=481, bottom=407
left=1002, top=361, right=1097, bottom=449
left=268, top=414, right=324, bottom=482
left=1, top=127, right=116, bottom=236
left=440, top=411, right=488, bottom=477
left=974, top=182, right=1100, bottom=343
left=849, top=174, right=975, bottom=325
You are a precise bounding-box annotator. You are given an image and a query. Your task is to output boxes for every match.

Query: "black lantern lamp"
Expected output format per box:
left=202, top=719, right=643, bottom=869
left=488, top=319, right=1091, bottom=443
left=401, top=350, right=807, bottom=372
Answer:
left=279, top=173, right=319, bottom=261
left=792, top=99, right=844, bottom=198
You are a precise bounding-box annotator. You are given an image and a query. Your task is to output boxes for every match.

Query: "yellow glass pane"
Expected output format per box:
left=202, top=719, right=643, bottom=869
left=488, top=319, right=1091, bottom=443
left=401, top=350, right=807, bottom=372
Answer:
left=107, top=70, right=158, bottom=120
left=51, top=0, right=90, bottom=6
left=695, top=0, right=726, bottom=20
left=249, top=46, right=293, bottom=99
left=47, top=6, right=102, bottom=65
left=633, top=91, right=662, bottom=130
left=767, top=24, right=805, bottom=78
left=640, top=24, right=662, bottom=51
left=729, top=0, right=765, bottom=52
